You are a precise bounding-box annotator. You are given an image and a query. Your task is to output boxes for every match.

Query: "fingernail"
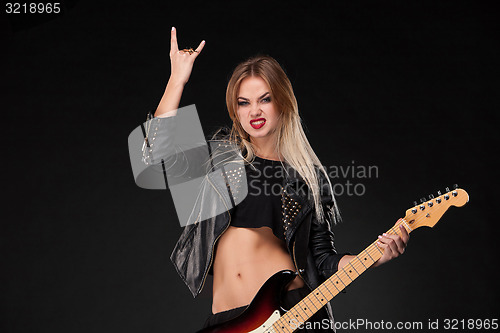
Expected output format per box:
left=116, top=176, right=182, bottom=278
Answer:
left=172, top=26, right=175, bottom=31
left=378, top=235, right=382, bottom=239
left=202, top=40, right=205, bottom=43
left=383, top=233, right=388, bottom=236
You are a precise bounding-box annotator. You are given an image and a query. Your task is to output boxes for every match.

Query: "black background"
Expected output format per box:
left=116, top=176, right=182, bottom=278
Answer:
left=2, top=1, right=499, bottom=332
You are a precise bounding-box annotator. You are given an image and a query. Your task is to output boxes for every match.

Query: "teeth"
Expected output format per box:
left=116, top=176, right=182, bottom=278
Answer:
left=252, top=120, right=265, bottom=125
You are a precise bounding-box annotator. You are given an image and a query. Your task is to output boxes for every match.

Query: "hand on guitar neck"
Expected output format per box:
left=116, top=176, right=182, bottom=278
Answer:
left=337, top=218, right=410, bottom=270
left=198, top=188, right=469, bottom=333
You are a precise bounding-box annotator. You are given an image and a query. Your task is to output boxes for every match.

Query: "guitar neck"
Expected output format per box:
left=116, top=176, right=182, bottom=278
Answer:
left=273, top=218, right=414, bottom=332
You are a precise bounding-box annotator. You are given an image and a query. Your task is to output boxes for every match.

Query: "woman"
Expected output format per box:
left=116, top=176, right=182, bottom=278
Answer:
left=139, top=27, right=409, bottom=332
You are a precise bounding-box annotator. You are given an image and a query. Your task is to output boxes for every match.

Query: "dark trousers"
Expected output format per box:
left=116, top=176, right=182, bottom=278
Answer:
left=202, top=286, right=335, bottom=332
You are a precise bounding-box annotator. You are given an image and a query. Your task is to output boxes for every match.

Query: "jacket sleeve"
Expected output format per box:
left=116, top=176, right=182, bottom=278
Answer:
left=127, top=105, right=211, bottom=189
left=309, top=172, right=349, bottom=279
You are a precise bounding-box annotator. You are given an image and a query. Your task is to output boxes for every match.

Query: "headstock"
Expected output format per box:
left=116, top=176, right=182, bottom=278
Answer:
left=404, top=186, right=469, bottom=230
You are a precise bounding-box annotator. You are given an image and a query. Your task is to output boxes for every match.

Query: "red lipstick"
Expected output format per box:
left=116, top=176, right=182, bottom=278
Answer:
left=250, top=118, right=266, bottom=129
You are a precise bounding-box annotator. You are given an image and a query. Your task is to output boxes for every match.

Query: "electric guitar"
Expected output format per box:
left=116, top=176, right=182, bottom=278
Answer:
left=198, top=187, right=469, bottom=333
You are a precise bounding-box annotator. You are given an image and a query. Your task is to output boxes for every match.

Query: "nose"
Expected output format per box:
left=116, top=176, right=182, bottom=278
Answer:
left=249, top=104, right=262, bottom=117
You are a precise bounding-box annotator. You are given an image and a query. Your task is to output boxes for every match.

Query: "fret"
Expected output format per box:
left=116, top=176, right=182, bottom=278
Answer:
left=270, top=188, right=468, bottom=332
left=356, top=255, right=368, bottom=269
left=308, top=289, right=322, bottom=305
left=361, top=249, right=375, bottom=264
left=288, top=307, right=305, bottom=323
left=372, top=242, right=384, bottom=255
left=326, top=278, right=341, bottom=294
left=320, top=281, right=336, bottom=298
left=346, top=263, right=360, bottom=279
left=274, top=229, right=394, bottom=332
left=313, top=288, right=328, bottom=304
left=302, top=295, right=319, bottom=312
left=297, top=299, right=315, bottom=317
left=290, top=300, right=308, bottom=322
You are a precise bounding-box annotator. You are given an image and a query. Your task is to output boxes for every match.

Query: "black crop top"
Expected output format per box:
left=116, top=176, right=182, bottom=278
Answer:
left=231, top=156, right=286, bottom=241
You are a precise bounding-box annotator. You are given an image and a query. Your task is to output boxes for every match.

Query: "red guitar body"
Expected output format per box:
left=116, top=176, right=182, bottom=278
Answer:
left=196, top=188, right=469, bottom=332
left=197, top=270, right=296, bottom=333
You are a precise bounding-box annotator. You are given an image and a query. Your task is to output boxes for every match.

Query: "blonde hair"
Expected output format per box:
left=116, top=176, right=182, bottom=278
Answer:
left=225, top=55, right=340, bottom=224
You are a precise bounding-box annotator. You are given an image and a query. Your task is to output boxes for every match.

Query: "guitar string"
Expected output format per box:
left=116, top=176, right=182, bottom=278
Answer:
left=266, top=230, right=393, bottom=332
left=268, top=190, right=466, bottom=332
left=269, top=228, right=388, bottom=332
left=270, top=222, right=398, bottom=332
left=268, top=201, right=453, bottom=333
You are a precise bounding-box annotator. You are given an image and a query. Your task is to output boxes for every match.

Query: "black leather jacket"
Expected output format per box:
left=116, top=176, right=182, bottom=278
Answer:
left=168, top=146, right=346, bottom=325
left=128, top=109, right=347, bottom=324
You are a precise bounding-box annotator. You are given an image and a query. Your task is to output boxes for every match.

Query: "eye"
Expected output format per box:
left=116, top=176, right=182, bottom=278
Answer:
left=237, top=100, right=249, bottom=106
left=261, top=97, right=271, bottom=103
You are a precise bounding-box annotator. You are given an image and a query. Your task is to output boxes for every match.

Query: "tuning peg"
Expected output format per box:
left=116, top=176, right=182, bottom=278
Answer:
left=413, top=201, right=418, bottom=207
left=429, top=194, right=435, bottom=199
left=453, top=184, right=459, bottom=189
left=437, top=190, right=442, bottom=196
left=420, top=197, right=426, bottom=203
left=445, top=187, right=450, bottom=192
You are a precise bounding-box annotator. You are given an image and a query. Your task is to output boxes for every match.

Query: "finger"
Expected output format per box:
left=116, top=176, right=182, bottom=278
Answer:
left=170, top=27, right=179, bottom=52
left=392, top=235, right=406, bottom=254
left=399, top=224, right=410, bottom=244
left=383, top=233, right=405, bottom=254
left=192, top=40, right=206, bottom=58
left=376, top=240, right=392, bottom=257
left=379, top=234, right=401, bottom=255
left=394, top=218, right=410, bottom=243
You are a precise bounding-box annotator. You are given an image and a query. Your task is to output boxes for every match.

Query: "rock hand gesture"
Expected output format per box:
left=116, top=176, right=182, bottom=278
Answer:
left=155, top=27, right=205, bottom=117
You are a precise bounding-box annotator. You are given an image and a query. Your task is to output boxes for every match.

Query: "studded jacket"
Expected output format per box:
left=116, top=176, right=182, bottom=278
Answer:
left=128, top=109, right=347, bottom=324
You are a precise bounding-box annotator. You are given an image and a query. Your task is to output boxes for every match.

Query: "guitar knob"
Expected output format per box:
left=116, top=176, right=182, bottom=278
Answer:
left=420, top=204, right=425, bottom=211
left=436, top=198, right=442, bottom=204
left=411, top=208, right=417, bottom=214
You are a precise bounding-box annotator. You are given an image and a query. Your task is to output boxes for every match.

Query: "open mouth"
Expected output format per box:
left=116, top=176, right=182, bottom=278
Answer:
left=250, top=118, right=266, bottom=129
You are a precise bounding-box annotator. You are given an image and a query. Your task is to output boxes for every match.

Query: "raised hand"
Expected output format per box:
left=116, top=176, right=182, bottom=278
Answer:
left=169, top=27, right=205, bottom=86
left=154, top=28, right=205, bottom=117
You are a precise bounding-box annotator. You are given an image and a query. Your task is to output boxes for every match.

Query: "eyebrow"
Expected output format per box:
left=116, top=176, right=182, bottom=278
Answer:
left=237, top=92, right=270, bottom=101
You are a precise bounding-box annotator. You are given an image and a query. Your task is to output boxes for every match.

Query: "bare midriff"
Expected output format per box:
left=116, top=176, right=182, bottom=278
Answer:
left=211, top=226, right=304, bottom=314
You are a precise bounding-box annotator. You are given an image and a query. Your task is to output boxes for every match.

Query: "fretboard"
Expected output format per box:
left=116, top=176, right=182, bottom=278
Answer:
left=270, top=218, right=413, bottom=333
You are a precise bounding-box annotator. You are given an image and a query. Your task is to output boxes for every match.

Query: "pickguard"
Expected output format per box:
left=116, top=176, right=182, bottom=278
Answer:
left=248, top=310, right=280, bottom=333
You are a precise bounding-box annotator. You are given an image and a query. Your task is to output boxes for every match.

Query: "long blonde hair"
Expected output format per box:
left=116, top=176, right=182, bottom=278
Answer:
left=225, top=55, right=340, bottom=224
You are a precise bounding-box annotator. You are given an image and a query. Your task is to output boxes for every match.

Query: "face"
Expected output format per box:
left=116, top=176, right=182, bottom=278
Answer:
left=236, top=76, right=281, bottom=142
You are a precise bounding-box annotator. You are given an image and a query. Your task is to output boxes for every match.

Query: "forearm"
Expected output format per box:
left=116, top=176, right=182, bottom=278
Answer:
left=154, top=78, right=185, bottom=118
left=338, top=254, right=356, bottom=270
